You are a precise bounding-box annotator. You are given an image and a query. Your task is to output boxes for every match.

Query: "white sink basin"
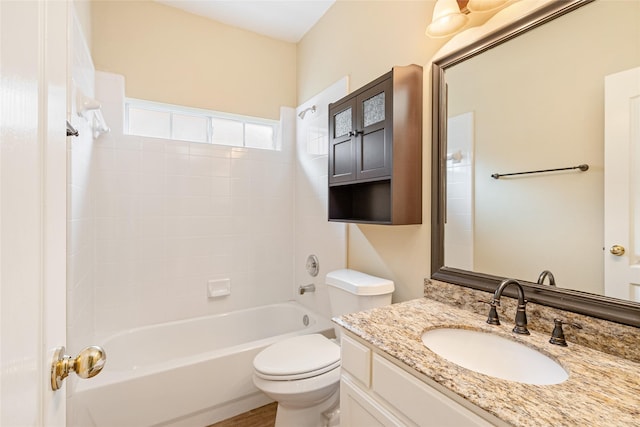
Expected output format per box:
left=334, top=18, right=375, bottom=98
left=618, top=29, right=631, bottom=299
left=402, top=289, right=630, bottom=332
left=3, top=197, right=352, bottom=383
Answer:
left=421, top=328, right=568, bottom=385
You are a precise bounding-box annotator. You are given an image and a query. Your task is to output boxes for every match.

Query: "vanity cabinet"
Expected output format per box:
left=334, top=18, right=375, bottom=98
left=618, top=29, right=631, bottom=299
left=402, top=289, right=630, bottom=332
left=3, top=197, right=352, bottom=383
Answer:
left=340, top=333, right=495, bottom=427
left=328, top=65, right=422, bottom=225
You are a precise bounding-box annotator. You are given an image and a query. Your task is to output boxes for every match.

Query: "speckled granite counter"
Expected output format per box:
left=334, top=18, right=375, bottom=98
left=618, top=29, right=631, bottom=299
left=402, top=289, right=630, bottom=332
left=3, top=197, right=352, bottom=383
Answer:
left=334, top=298, right=640, bottom=426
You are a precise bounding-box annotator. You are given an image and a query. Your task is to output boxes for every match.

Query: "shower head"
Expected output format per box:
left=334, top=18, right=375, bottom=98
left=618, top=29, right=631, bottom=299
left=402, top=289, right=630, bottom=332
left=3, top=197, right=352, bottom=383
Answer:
left=298, top=105, right=317, bottom=119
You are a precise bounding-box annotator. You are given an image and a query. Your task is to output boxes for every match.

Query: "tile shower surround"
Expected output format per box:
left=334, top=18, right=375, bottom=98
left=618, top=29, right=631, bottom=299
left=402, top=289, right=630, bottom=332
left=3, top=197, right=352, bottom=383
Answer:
left=89, top=72, right=296, bottom=340
left=68, top=70, right=346, bottom=427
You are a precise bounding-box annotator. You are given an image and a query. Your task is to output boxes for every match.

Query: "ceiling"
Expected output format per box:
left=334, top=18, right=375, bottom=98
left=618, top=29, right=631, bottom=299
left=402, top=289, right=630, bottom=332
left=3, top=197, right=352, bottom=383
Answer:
left=156, top=0, right=336, bottom=43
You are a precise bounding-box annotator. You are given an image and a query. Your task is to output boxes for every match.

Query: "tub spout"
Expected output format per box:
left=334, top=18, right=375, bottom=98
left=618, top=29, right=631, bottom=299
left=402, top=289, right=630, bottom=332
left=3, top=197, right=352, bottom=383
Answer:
left=299, top=284, right=316, bottom=295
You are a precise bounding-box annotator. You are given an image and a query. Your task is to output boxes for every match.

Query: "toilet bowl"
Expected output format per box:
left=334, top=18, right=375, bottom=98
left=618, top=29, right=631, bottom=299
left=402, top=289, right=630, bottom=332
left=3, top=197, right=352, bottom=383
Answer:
left=253, top=334, right=341, bottom=427
left=252, top=269, right=394, bottom=427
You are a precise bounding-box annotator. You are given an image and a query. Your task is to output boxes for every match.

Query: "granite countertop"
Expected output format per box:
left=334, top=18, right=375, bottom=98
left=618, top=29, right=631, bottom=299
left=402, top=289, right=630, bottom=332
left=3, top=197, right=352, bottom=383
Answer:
left=334, top=298, right=640, bottom=426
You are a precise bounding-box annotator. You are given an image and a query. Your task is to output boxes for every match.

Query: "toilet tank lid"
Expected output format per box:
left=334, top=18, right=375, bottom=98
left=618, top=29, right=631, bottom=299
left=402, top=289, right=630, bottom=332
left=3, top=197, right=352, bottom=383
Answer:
left=326, top=269, right=395, bottom=296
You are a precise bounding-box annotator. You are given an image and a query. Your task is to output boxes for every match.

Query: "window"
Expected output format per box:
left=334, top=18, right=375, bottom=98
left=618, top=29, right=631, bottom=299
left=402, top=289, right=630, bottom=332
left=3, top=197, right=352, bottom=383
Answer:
left=124, top=99, right=279, bottom=150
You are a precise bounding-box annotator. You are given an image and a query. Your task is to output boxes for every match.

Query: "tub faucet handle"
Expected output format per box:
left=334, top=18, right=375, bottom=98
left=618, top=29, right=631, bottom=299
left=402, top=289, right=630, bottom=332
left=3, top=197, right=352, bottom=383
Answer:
left=299, top=283, right=316, bottom=295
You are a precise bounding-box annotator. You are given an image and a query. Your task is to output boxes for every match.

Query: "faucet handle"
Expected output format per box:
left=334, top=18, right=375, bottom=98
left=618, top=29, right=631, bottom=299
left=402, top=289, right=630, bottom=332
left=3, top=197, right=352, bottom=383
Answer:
left=478, top=300, right=500, bottom=325
left=513, top=300, right=530, bottom=335
left=549, top=318, right=583, bottom=347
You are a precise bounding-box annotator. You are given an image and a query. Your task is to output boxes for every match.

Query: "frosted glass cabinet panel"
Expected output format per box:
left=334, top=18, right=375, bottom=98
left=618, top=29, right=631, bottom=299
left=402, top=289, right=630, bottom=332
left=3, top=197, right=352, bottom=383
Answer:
left=363, top=92, right=386, bottom=127
left=334, top=107, right=353, bottom=138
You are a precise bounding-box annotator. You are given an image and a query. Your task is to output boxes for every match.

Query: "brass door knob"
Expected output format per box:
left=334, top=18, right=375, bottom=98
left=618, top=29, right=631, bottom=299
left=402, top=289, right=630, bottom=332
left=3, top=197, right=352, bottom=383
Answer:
left=51, top=345, right=106, bottom=391
left=610, top=245, right=626, bottom=256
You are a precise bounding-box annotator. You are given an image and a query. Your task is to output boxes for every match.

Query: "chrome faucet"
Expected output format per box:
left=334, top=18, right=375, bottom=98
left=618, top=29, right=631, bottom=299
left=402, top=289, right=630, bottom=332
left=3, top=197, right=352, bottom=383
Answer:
left=537, top=270, right=556, bottom=286
left=488, top=279, right=530, bottom=335
left=299, top=283, right=316, bottom=295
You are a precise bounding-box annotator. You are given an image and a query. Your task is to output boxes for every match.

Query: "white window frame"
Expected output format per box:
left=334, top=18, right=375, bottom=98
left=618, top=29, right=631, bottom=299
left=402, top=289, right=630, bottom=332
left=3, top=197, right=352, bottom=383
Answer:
left=124, top=98, right=279, bottom=150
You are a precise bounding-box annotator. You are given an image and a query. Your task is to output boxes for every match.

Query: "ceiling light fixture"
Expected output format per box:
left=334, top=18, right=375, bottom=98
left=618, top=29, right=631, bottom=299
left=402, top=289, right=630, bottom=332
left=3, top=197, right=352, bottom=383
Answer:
left=426, top=0, right=510, bottom=38
left=467, top=0, right=508, bottom=13
left=425, top=0, right=469, bottom=38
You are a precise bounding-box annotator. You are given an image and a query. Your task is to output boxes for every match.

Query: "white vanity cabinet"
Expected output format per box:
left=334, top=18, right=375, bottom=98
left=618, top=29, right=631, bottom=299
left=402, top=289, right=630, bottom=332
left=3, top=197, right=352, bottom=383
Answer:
left=340, top=333, right=497, bottom=427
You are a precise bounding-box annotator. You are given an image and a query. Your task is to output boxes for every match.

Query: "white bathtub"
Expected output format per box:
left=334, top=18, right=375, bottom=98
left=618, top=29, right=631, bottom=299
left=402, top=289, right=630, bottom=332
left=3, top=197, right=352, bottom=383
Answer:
left=73, top=302, right=334, bottom=427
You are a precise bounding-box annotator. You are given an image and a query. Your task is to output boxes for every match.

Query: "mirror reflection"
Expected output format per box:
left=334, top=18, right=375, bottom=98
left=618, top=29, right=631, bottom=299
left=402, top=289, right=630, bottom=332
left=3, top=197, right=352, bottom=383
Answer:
left=443, top=0, right=640, bottom=302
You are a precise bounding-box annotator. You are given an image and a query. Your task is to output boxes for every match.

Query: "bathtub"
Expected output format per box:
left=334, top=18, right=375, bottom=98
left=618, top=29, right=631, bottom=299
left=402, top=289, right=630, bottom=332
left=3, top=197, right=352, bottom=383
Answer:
left=73, top=302, right=335, bottom=427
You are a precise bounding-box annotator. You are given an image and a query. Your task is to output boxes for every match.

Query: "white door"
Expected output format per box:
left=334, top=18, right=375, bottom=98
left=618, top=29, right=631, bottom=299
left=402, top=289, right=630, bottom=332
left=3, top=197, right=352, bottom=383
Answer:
left=1, top=1, right=68, bottom=425
left=604, top=67, right=640, bottom=302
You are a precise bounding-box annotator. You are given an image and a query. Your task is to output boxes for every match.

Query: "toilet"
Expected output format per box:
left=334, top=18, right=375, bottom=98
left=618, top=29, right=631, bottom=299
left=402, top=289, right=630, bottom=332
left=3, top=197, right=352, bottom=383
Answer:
left=252, top=269, right=394, bottom=427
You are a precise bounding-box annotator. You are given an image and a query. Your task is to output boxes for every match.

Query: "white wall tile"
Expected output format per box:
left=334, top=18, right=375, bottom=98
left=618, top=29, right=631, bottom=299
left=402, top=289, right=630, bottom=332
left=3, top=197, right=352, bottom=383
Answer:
left=189, top=155, right=213, bottom=177
left=166, top=154, right=190, bottom=175
left=72, top=72, right=348, bottom=351
left=141, top=139, right=166, bottom=153
left=139, top=196, right=165, bottom=217
left=140, top=173, right=165, bottom=195
left=85, top=73, right=298, bottom=338
left=115, top=149, right=141, bottom=172
left=141, top=150, right=165, bottom=174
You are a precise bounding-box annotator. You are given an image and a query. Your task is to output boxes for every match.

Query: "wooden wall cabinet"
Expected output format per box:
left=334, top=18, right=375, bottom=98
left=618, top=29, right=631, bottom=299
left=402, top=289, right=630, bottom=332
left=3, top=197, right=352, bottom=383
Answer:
left=328, top=65, right=422, bottom=224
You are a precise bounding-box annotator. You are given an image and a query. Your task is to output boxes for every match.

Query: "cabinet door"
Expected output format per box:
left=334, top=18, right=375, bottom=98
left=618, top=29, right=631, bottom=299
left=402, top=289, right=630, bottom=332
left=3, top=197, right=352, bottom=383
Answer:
left=355, top=78, right=393, bottom=181
left=329, top=98, right=357, bottom=184
left=341, top=375, right=406, bottom=427
left=372, top=355, right=493, bottom=427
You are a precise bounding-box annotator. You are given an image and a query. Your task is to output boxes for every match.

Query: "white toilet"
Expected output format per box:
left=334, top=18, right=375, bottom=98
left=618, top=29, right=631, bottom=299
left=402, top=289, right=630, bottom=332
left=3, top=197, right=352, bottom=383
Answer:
left=252, top=269, right=394, bottom=427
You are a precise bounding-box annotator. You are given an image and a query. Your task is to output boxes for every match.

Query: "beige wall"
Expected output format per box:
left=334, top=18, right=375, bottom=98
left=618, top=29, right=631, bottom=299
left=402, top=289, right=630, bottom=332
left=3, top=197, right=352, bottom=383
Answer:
left=298, top=0, right=450, bottom=302
left=90, top=0, right=296, bottom=120
left=297, top=1, right=447, bottom=105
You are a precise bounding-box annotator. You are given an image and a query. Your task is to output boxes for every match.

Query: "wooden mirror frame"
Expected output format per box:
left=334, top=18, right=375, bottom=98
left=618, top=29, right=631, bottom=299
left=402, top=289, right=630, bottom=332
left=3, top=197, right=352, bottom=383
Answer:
left=430, top=0, right=640, bottom=327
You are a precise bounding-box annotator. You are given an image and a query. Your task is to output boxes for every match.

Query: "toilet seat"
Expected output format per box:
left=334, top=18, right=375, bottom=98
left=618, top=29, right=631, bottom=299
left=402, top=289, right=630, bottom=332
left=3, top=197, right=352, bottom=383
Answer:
left=253, top=334, right=340, bottom=381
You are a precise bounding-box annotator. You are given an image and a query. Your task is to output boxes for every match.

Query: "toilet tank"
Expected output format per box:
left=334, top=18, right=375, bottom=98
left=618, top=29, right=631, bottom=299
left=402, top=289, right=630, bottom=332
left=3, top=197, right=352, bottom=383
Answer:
left=326, top=269, right=394, bottom=319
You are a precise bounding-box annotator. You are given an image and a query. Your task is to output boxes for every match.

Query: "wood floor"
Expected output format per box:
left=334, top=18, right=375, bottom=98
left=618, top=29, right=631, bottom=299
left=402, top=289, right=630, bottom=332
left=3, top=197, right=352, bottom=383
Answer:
left=209, top=403, right=277, bottom=427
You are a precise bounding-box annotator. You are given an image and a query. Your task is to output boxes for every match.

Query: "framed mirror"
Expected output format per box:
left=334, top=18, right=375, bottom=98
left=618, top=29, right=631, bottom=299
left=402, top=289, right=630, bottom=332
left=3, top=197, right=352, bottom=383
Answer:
left=431, top=0, right=640, bottom=327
